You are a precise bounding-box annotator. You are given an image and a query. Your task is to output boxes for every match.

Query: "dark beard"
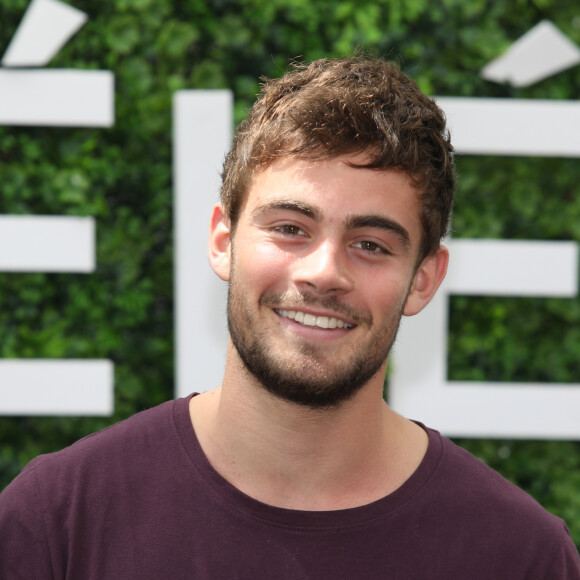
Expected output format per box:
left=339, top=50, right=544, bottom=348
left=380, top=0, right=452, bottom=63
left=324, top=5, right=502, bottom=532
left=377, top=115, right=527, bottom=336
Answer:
left=227, top=285, right=402, bottom=410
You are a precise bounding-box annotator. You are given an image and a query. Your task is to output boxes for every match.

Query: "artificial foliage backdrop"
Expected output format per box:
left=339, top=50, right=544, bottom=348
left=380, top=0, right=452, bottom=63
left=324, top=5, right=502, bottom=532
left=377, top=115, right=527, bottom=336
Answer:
left=1, top=0, right=580, bottom=548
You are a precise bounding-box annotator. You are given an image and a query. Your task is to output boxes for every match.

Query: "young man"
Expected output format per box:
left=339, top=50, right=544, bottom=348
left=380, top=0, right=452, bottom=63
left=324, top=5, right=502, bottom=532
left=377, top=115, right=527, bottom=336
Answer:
left=1, top=57, right=579, bottom=578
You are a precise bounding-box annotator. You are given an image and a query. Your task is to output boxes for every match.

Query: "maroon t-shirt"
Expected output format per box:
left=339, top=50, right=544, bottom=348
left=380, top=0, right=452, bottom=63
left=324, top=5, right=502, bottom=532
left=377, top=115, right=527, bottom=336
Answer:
left=1, top=395, right=579, bottom=579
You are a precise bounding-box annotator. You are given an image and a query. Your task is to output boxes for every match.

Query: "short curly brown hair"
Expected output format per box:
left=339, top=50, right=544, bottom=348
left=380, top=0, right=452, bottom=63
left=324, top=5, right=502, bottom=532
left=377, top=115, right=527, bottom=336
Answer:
left=220, top=57, right=455, bottom=260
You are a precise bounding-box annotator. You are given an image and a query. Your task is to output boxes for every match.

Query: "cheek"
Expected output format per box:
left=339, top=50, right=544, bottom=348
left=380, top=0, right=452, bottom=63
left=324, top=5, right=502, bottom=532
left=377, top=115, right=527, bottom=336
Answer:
left=365, top=273, right=413, bottom=315
left=238, top=241, right=292, bottom=288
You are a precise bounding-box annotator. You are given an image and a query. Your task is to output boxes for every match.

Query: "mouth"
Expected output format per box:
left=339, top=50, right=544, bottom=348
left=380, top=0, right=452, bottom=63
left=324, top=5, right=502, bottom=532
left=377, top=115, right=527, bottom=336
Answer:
left=274, top=309, right=355, bottom=330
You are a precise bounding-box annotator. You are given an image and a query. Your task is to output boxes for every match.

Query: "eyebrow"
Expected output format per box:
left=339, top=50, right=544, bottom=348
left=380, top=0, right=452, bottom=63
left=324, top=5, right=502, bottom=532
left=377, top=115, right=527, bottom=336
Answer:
left=345, top=214, right=411, bottom=248
left=251, top=200, right=411, bottom=248
left=251, top=200, right=323, bottom=223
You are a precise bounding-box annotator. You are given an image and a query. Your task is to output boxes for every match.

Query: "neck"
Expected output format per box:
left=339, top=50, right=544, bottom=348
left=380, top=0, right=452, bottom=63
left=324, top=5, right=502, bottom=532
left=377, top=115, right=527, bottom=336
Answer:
left=190, top=343, right=428, bottom=511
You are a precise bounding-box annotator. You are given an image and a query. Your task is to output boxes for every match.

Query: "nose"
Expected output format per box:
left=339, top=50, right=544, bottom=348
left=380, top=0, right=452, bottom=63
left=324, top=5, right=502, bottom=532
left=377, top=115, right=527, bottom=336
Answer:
left=293, top=240, right=354, bottom=295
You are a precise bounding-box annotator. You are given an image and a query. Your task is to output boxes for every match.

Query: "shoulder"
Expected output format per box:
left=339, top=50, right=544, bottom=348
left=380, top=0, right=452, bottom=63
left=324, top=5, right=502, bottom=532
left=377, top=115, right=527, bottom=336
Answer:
left=45, top=397, right=178, bottom=464
left=431, top=430, right=558, bottom=527
left=3, top=397, right=188, bottom=504
left=0, top=396, right=193, bottom=536
left=399, top=427, right=580, bottom=576
left=434, top=432, right=552, bottom=516
left=423, top=429, right=579, bottom=573
left=0, top=396, right=198, bottom=577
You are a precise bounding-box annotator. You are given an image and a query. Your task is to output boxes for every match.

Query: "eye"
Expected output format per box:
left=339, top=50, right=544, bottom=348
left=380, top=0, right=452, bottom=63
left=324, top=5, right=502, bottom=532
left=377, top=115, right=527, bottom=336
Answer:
left=273, top=224, right=307, bottom=237
left=353, top=240, right=389, bottom=255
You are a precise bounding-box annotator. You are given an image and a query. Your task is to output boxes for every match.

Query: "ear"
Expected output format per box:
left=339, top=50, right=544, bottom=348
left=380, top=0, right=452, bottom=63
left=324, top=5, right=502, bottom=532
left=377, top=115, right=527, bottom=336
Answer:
left=208, top=203, right=232, bottom=282
left=403, top=245, right=449, bottom=316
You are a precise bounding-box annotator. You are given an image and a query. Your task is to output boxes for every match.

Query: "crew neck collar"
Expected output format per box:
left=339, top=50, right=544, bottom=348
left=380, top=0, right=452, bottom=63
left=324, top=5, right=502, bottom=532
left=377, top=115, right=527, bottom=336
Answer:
left=173, top=394, right=444, bottom=530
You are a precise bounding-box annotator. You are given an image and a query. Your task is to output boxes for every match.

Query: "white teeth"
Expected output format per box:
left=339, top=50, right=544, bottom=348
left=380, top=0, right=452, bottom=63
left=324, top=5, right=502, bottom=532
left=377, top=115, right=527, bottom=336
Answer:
left=316, top=316, right=329, bottom=329
left=276, top=309, right=352, bottom=330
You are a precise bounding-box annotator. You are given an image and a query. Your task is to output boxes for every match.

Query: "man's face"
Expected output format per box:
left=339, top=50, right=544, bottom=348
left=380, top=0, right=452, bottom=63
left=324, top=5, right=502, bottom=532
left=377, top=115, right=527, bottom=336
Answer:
left=212, top=154, right=443, bottom=408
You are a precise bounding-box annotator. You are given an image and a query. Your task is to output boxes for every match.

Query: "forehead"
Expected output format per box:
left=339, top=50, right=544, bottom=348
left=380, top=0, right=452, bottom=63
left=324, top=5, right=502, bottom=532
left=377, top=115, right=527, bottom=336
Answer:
left=242, top=155, right=423, bottom=244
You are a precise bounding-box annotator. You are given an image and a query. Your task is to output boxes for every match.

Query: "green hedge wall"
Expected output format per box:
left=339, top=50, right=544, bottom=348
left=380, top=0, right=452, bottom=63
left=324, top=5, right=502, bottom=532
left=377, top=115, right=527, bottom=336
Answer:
left=1, top=0, right=580, bottom=548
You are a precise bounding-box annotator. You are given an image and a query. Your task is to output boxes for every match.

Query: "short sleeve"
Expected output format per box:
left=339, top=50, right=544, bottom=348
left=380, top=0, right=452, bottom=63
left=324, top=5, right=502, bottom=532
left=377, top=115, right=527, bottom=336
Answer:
left=545, top=524, right=580, bottom=579
left=0, top=460, right=54, bottom=579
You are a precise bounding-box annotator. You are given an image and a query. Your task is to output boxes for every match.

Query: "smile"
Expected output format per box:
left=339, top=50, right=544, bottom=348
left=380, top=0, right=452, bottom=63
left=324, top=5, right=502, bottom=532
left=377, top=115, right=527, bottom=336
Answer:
left=274, top=309, right=355, bottom=329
